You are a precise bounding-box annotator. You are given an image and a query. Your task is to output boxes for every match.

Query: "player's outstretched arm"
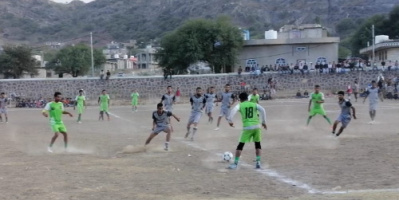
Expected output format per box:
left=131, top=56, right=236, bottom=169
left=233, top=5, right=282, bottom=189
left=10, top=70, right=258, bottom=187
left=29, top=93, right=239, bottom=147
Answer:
left=42, top=110, right=48, bottom=118
left=308, top=99, right=312, bottom=112
left=172, top=114, right=180, bottom=122
left=152, top=121, right=156, bottom=131
left=256, top=104, right=267, bottom=130
left=227, top=104, right=240, bottom=127
left=98, top=97, right=100, bottom=105
left=42, top=103, right=50, bottom=117
left=351, top=106, right=357, bottom=119
left=63, top=111, right=73, bottom=117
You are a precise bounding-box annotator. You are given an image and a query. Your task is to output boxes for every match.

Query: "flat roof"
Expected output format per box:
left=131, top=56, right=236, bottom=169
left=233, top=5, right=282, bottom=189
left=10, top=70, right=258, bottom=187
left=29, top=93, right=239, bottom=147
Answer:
left=243, top=37, right=340, bottom=46
left=360, top=41, right=399, bottom=54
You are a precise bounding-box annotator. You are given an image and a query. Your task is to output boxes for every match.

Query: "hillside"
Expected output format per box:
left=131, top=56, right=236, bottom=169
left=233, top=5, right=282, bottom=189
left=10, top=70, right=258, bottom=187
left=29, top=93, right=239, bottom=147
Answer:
left=1, top=0, right=399, bottom=46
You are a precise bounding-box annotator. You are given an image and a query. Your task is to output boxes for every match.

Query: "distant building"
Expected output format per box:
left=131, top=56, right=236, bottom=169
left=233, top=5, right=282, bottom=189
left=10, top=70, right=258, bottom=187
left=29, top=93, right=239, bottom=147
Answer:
left=45, top=42, right=65, bottom=49
left=102, top=41, right=134, bottom=71
left=135, top=45, right=159, bottom=70
left=236, top=24, right=339, bottom=71
left=359, top=35, right=399, bottom=64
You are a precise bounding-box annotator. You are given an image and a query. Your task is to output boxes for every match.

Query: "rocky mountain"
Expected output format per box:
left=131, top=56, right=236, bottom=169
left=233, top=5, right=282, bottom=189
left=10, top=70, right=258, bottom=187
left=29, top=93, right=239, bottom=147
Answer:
left=0, top=0, right=399, bottom=46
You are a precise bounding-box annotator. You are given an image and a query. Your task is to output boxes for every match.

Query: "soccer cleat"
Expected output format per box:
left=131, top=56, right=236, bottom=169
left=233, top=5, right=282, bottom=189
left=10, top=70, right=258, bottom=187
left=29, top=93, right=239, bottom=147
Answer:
left=47, top=147, right=53, bottom=153
left=227, top=163, right=238, bottom=169
left=185, top=131, right=190, bottom=139
left=214, top=127, right=220, bottom=131
left=164, top=143, right=169, bottom=151
left=255, top=161, right=261, bottom=169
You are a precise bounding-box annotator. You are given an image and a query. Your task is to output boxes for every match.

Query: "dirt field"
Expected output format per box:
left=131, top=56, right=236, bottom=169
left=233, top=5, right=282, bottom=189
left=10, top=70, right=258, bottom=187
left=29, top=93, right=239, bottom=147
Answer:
left=1, top=98, right=399, bottom=200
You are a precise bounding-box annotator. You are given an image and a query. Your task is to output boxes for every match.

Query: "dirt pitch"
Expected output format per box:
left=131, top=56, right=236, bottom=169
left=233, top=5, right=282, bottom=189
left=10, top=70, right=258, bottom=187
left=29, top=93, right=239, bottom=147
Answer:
left=1, top=98, right=399, bottom=200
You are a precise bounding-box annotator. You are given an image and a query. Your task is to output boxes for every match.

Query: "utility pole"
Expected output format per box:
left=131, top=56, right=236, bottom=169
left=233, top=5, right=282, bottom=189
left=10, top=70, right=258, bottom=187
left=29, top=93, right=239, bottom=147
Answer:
left=90, top=32, right=94, bottom=77
left=372, top=25, right=375, bottom=67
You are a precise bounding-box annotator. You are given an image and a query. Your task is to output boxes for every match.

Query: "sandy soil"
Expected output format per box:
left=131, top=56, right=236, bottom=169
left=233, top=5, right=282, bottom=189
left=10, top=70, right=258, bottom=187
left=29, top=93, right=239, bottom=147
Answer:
left=1, top=98, right=399, bottom=200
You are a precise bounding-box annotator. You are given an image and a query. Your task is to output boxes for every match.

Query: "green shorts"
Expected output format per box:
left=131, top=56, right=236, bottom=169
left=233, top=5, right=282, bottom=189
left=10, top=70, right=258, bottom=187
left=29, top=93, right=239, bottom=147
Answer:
left=239, top=128, right=261, bottom=143
left=51, top=124, right=67, bottom=133
left=77, top=105, right=84, bottom=114
left=100, top=104, right=109, bottom=112
left=309, top=108, right=326, bottom=116
left=132, top=99, right=138, bottom=106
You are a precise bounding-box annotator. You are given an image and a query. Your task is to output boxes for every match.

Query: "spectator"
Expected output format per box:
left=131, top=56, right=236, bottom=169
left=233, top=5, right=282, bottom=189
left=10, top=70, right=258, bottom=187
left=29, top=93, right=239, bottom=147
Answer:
left=106, top=70, right=111, bottom=80
left=328, top=62, right=333, bottom=73
left=372, top=62, right=378, bottom=71
left=296, top=90, right=302, bottom=98
left=388, top=60, right=392, bottom=71
left=395, top=60, right=399, bottom=70
left=303, top=63, right=309, bottom=74
left=303, top=90, right=309, bottom=98
left=381, top=60, right=386, bottom=71
left=238, top=66, right=243, bottom=77
left=323, top=62, right=328, bottom=74
left=175, top=87, right=181, bottom=102
left=294, top=63, right=299, bottom=74
left=100, top=70, right=104, bottom=80
left=315, top=62, right=320, bottom=74
left=290, top=63, right=294, bottom=74
left=336, top=62, right=342, bottom=73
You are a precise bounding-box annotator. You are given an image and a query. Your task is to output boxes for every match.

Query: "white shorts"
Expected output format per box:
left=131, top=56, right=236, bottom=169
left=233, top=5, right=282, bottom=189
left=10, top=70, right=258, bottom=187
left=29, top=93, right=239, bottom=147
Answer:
left=219, top=107, right=230, bottom=117
left=205, top=104, right=214, bottom=114
left=369, top=103, right=378, bottom=111
left=336, top=114, right=351, bottom=128
left=152, top=126, right=170, bottom=134
left=0, top=108, right=7, bottom=114
left=188, top=112, right=202, bottom=124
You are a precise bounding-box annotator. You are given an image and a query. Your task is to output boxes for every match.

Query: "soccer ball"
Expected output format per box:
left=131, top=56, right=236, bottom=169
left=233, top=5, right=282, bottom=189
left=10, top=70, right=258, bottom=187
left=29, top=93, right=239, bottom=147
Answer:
left=223, top=151, right=234, bottom=162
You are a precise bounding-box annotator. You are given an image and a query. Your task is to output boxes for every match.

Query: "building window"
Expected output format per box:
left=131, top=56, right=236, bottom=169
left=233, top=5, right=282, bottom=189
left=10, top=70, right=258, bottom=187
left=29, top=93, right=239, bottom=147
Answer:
left=316, top=57, right=327, bottom=64
left=296, top=47, right=307, bottom=52
left=275, top=58, right=286, bottom=66
left=246, top=59, right=257, bottom=67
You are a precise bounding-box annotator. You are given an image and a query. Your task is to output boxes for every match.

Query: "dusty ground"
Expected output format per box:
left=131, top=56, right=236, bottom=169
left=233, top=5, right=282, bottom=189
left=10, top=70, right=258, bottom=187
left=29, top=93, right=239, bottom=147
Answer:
left=1, top=98, right=399, bottom=200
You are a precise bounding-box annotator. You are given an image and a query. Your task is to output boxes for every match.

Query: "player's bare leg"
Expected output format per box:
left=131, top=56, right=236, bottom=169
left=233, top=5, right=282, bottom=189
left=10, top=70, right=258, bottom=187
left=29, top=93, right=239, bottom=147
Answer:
left=164, top=129, right=171, bottom=151
left=145, top=133, right=157, bottom=146
left=191, top=123, right=198, bottom=141
left=48, top=132, right=59, bottom=153
left=254, top=142, right=262, bottom=168
left=335, top=126, right=345, bottom=137
left=99, top=111, right=103, bottom=120
left=215, top=116, right=222, bottom=130
left=169, top=118, right=174, bottom=132
left=306, top=116, right=313, bottom=126
left=323, top=115, right=332, bottom=125
left=208, top=112, right=213, bottom=124
left=60, top=132, right=68, bottom=150
left=105, top=112, right=110, bottom=121
left=185, top=123, right=191, bottom=139
left=332, top=121, right=339, bottom=135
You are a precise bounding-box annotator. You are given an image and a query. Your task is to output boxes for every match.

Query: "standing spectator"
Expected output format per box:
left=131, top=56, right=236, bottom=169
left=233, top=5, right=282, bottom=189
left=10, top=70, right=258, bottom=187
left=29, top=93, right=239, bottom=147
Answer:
left=381, top=60, right=386, bottom=71
left=315, top=62, right=320, bottom=74
left=347, top=84, right=353, bottom=100
left=395, top=60, right=399, bottom=70
left=303, top=63, right=309, bottom=74
left=372, top=62, right=378, bottom=71
left=175, top=87, right=181, bottom=103
left=332, top=61, right=336, bottom=73
left=354, top=79, right=360, bottom=102
left=290, top=63, right=294, bottom=74
left=299, top=62, right=304, bottom=75
left=388, top=60, right=392, bottom=71
left=328, top=62, right=333, bottom=73
left=238, top=66, right=243, bottom=77
left=323, top=62, right=328, bottom=74
left=106, top=70, right=111, bottom=80
left=100, top=70, right=104, bottom=80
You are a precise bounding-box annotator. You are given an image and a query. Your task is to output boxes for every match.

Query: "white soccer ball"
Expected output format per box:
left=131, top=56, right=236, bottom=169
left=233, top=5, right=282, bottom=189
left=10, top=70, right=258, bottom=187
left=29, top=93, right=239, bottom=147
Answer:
left=223, top=151, right=234, bottom=162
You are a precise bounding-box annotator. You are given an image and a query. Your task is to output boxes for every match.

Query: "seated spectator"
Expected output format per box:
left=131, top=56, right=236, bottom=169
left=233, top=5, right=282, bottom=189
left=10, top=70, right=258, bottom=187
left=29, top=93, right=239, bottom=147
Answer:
left=303, top=90, right=309, bottom=98
left=296, top=90, right=302, bottom=98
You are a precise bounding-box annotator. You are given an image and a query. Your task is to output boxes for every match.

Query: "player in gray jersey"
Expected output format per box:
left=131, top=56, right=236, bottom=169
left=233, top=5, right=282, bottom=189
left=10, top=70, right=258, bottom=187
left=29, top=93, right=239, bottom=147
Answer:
left=204, top=86, right=217, bottom=123
left=363, top=80, right=381, bottom=124
left=160, top=86, right=176, bottom=131
left=185, top=87, right=206, bottom=141
left=145, top=103, right=180, bottom=151
left=215, top=84, right=236, bottom=130
left=332, top=91, right=356, bottom=137
left=0, top=92, right=9, bottom=123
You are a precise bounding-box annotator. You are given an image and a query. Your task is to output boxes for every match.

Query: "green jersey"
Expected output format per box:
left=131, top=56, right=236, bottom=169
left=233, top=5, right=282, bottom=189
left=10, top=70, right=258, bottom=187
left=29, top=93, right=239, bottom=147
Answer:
left=248, top=94, right=260, bottom=103
left=75, top=95, right=85, bottom=107
left=44, top=102, right=64, bottom=125
left=131, top=93, right=139, bottom=101
left=310, top=92, right=325, bottom=110
left=100, top=94, right=110, bottom=105
left=228, top=101, right=266, bottom=129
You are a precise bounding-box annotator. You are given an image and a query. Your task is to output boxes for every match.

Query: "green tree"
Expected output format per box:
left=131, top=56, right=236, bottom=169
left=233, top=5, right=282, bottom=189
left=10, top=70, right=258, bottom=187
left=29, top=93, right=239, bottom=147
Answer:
left=156, top=17, right=243, bottom=73
left=0, top=45, right=39, bottom=79
left=47, top=44, right=106, bottom=77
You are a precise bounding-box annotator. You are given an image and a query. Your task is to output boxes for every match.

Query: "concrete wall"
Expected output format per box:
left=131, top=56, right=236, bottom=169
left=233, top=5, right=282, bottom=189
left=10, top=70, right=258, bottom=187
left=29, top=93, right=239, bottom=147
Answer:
left=1, top=71, right=397, bottom=105
left=238, top=42, right=338, bottom=68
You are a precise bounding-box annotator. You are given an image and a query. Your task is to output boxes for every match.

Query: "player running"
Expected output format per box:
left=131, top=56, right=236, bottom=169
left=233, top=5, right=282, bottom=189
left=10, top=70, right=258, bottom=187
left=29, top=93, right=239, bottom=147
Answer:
left=227, top=92, right=267, bottom=169
left=185, top=87, right=206, bottom=141
left=160, top=86, right=176, bottom=131
left=0, top=92, right=9, bottom=123
left=332, top=91, right=356, bottom=137
left=74, top=89, right=86, bottom=123
left=248, top=88, right=260, bottom=103
left=307, top=85, right=332, bottom=126
left=131, top=90, right=139, bottom=112
left=98, top=90, right=110, bottom=121
left=363, top=80, right=381, bottom=124
left=204, top=86, right=217, bottom=123
left=42, top=92, right=73, bottom=153
left=145, top=103, right=180, bottom=151
left=214, top=84, right=236, bottom=130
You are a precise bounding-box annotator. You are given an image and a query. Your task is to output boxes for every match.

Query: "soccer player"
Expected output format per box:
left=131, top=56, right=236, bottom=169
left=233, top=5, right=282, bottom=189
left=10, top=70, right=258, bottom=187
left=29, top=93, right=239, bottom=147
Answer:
left=131, top=90, right=139, bottom=112
left=0, top=92, right=9, bottom=123
left=307, top=85, right=332, bottom=126
left=74, top=89, right=86, bottom=123
left=185, top=87, right=206, bottom=141
left=204, top=87, right=217, bottom=123
left=353, top=79, right=360, bottom=102
left=214, top=84, right=236, bottom=130
left=363, top=80, right=381, bottom=124
left=42, top=92, right=73, bottom=153
left=248, top=88, right=260, bottom=103
left=160, top=86, right=176, bottom=131
left=332, top=91, right=356, bottom=137
left=98, top=90, right=110, bottom=121
left=226, top=92, right=267, bottom=169
left=145, top=103, right=180, bottom=151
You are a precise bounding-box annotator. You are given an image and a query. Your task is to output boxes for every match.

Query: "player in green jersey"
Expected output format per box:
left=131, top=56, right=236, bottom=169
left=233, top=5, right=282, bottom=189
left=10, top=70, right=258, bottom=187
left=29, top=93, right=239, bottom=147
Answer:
left=131, top=90, right=139, bottom=112
left=74, top=89, right=86, bottom=123
left=98, top=90, right=110, bottom=121
left=42, top=92, right=73, bottom=153
left=307, top=85, right=332, bottom=126
left=248, top=88, right=260, bottom=104
left=227, top=92, right=267, bottom=169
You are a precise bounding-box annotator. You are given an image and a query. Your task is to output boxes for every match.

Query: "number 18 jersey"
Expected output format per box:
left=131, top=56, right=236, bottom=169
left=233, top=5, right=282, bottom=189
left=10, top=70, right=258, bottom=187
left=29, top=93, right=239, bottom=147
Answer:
left=239, top=101, right=259, bottom=127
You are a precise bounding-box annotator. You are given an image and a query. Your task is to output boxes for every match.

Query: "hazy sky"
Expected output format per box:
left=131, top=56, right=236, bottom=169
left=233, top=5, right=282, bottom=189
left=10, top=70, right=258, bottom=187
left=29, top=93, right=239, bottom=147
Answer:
left=50, top=0, right=95, bottom=3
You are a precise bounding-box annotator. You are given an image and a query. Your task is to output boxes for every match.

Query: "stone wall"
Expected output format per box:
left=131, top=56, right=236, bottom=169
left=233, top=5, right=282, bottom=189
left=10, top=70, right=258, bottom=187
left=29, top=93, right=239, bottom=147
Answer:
left=0, top=71, right=397, bottom=105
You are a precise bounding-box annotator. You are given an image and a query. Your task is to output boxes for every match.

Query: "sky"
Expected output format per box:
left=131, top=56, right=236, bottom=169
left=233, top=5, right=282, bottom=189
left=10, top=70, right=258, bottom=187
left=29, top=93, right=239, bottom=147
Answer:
left=50, top=0, right=95, bottom=3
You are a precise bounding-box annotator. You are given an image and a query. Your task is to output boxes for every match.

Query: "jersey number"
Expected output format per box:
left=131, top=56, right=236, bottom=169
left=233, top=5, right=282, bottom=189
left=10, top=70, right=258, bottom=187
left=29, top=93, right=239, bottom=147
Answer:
left=245, top=107, right=254, bottom=119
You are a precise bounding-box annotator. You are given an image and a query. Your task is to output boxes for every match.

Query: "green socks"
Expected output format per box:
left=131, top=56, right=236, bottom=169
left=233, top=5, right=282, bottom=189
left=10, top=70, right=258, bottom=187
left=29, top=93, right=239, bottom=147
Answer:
left=256, top=156, right=261, bottom=161
left=234, top=157, right=240, bottom=164
left=324, top=116, right=332, bottom=125
left=307, top=117, right=311, bottom=125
